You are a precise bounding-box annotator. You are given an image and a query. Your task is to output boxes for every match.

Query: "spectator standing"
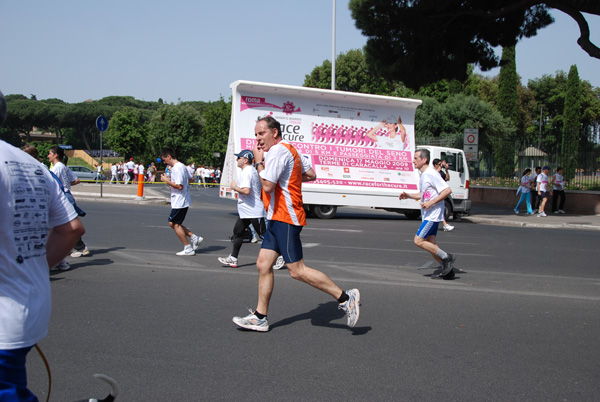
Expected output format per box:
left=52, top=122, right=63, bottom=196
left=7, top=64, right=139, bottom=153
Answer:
left=147, top=162, right=156, bottom=182
left=160, top=148, right=203, bottom=256
left=110, top=163, right=118, bottom=184
left=551, top=167, right=566, bottom=214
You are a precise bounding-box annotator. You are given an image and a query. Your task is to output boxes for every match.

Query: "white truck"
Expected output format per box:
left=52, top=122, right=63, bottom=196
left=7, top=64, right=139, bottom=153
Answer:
left=220, top=81, right=471, bottom=220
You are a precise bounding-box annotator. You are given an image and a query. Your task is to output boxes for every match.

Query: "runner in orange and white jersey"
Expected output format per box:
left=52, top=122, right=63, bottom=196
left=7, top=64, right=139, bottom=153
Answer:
left=232, top=116, right=360, bottom=333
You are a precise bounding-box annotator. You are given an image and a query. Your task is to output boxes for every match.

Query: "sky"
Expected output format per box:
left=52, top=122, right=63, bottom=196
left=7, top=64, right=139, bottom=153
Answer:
left=1, top=1, right=599, bottom=104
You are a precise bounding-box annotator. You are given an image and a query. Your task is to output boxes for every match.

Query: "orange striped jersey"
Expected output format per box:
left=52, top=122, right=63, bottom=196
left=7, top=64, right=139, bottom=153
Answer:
left=260, top=141, right=306, bottom=226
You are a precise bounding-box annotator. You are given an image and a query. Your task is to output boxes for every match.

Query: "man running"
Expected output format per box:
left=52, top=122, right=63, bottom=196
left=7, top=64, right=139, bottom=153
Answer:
left=160, top=148, right=203, bottom=256
left=399, top=148, right=456, bottom=279
left=232, top=116, right=360, bottom=332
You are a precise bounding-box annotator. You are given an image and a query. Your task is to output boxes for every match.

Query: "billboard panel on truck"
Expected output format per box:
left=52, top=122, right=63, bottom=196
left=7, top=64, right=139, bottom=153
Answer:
left=221, top=81, right=422, bottom=202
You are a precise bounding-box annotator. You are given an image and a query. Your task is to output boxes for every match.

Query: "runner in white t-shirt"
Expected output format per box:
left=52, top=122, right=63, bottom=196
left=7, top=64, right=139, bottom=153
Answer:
left=399, top=148, right=456, bottom=279
left=0, top=131, right=85, bottom=399
left=218, top=150, right=265, bottom=268
left=160, top=148, right=203, bottom=256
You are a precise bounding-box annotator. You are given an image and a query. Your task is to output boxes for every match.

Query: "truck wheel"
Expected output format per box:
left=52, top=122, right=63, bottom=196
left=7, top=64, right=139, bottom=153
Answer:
left=313, top=205, right=337, bottom=219
left=444, top=200, right=452, bottom=222
left=404, top=210, right=421, bottom=220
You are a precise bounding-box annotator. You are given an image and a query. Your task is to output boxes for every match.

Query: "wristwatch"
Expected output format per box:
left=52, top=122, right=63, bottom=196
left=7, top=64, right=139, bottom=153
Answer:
left=254, top=162, right=264, bottom=169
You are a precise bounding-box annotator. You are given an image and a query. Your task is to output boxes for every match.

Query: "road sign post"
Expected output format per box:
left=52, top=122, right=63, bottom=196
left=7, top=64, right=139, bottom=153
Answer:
left=463, top=128, right=479, bottom=162
left=96, top=116, right=108, bottom=197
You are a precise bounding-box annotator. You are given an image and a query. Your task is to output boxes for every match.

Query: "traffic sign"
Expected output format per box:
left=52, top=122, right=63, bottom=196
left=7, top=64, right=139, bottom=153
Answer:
left=96, top=115, right=108, bottom=132
left=464, top=128, right=478, bottom=145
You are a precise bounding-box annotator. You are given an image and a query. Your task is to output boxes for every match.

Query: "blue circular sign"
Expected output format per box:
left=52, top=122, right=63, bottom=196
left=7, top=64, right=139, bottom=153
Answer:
left=96, top=115, right=108, bottom=132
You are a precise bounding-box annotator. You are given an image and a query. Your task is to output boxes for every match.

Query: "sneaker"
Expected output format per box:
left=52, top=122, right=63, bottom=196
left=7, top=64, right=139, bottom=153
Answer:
left=176, top=248, right=195, bottom=256
left=232, top=309, right=269, bottom=332
left=514, top=210, right=519, bottom=215
left=53, top=260, right=70, bottom=271
left=537, top=212, right=547, bottom=217
left=251, top=236, right=259, bottom=243
left=273, top=255, right=285, bottom=270
left=218, top=255, right=238, bottom=268
left=439, top=253, right=456, bottom=277
left=553, top=211, right=560, bottom=214
left=70, top=247, right=90, bottom=258
left=191, top=235, right=203, bottom=251
left=338, top=289, right=360, bottom=328
left=559, top=210, right=565, bottom=214
left=443, top=224, right=454, bottom=231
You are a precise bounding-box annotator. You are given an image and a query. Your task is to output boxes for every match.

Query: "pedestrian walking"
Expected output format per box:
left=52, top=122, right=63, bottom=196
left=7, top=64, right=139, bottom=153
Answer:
left=218, top=150, right=265, bottom=268
left=399, top=148, right=456, bottom=280
left=160, top=148, right=203, bottom=256
left=551, top=167, right=566, bottom=214
left=529, top=166, right=541, bottom=211
left=536, top=166, right=552, bottom=217
left=432, top=158, right=454, bottom=231
left=514, top=168, right=534, bottom=214
left=232, top=116, right=360, bottom=332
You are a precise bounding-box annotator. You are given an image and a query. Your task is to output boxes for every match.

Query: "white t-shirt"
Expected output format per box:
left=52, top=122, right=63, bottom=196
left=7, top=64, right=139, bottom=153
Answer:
left=419, top=166, right=449, bottom=222
left=552, top=173, right=564, bottom=190
left=170, top=161, right=191, bottom=209
left=237, top=165, right=264, bottom=219
left=0, top=141, right=77, bottom=349
left=537, top=172, right=549, bottom=192
left=50, top=161, right=77, bottom=192
left=377, top=134, right=404, bottom=150
left=519, top=175, right=531, bottom=193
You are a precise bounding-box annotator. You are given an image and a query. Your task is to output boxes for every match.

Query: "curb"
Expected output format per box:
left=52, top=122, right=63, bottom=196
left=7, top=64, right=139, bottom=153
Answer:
left=461, top=216, right=600, bottom=231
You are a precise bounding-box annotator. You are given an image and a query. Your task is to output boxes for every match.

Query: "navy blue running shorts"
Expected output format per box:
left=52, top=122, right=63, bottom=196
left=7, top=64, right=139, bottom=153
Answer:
left=261, top=220, right=303, bottom=264
left=168, top=207, right=188, bottom=225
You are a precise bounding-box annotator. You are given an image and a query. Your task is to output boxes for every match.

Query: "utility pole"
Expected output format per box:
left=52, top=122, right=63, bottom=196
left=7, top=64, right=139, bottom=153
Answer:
left=331, top=0, right=336, bottom=91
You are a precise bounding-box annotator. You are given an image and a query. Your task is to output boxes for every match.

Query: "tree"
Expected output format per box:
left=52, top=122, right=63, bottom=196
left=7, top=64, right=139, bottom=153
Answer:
left=105, top=107, right=148, bottom=160
left=562, top=65, right=581, bottom=180
left=148, top=104, right=204, bottom=163
left=304, top=49, right=400, bottom=95
left=349, top=0, right=599, bottom=89
left=201, top=97, right=231, bottom=167
left=496, top=45, right=519, bottom=177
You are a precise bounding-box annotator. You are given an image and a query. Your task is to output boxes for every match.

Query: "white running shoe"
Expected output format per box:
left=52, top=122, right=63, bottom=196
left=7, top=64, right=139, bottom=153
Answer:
left=273, top=256, right=285, bottom=270
left=251, top=236, right=259, bottom=243
left=537, top=212, right=547, bottom=217
left=338, top=289, right=360, bottom=328
left=70, top=247, right=90, bottom=258
left=218, top=255, right=238, bottom=268
left=443, top=225, right=454, bottom=231
left=191, top=235, right=203, bottom=251
left=559, top=210, right=565, bottom=214
left=232, top=310, right=269, bottom=332
left=176, top=248, right=195, bottom=256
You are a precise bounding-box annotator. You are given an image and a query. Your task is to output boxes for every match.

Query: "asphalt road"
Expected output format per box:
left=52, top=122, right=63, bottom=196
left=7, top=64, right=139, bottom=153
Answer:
left=28, top=189, right=600, bottom=401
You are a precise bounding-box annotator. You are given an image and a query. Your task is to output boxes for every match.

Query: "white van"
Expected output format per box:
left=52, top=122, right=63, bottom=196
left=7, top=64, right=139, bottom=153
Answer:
left=220, top=81, right=471, bottom=220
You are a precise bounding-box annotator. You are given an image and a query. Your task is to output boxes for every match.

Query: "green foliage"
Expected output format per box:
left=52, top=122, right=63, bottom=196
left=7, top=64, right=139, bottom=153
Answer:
left=304, top=49, right=399, bottom=95
left=562, top=66, right=581, bottom=180
left=148, top=104, right=204, bottom=163
left=106, top=107, right=148, bottom=160
left=201, top=97, right=232, bottom=167
left=349, top=0, right=555, bottom=89
left=496, top=46, right=519, bottom=177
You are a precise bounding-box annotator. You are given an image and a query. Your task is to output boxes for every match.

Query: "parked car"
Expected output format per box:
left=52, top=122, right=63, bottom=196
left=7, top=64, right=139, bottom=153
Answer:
left=68, top=165, right=106, bottom=181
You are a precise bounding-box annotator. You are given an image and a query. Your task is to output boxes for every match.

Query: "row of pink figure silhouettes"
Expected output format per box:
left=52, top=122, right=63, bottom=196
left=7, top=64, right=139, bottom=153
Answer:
left=311, top=123, right=389, bottom=147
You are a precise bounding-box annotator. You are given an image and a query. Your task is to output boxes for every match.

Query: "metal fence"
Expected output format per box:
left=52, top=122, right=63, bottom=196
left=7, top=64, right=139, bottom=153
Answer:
left=417, top=137, right=600, bottom=191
